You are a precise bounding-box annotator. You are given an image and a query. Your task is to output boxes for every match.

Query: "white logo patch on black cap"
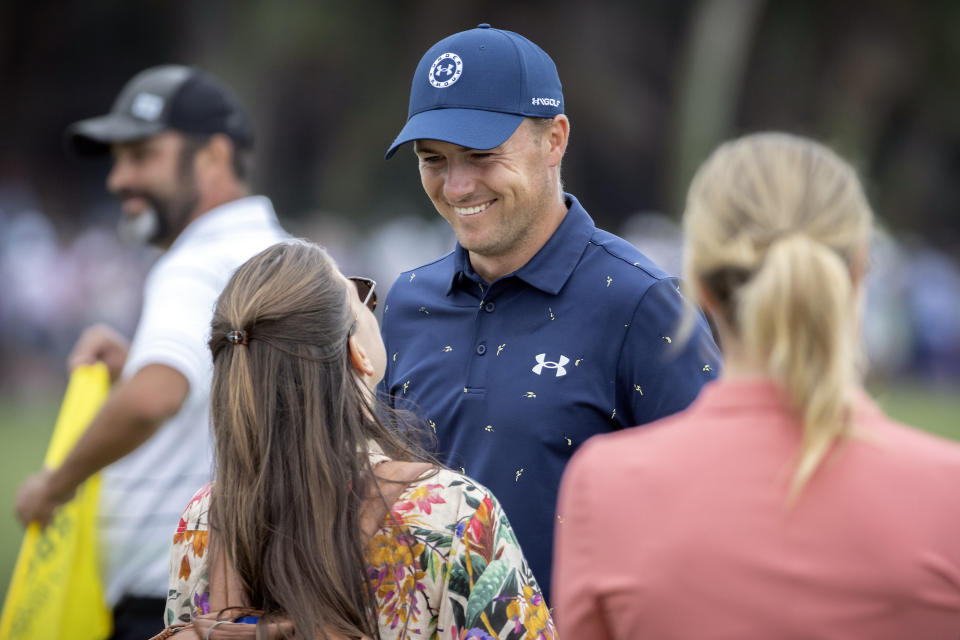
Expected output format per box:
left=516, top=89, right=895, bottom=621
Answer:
left=131, top=93, right=164, bottom=121
left=428, top=52, right=463, bottom=88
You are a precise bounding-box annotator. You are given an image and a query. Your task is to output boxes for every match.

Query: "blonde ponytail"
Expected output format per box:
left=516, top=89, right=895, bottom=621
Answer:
left=738, top=234, right=858, bottom=496
left=683, top=133, right=872, bottom=498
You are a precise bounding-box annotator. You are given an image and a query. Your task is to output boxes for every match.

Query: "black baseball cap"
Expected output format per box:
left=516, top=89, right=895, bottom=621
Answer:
left=66, top=65, right=254, bottom=156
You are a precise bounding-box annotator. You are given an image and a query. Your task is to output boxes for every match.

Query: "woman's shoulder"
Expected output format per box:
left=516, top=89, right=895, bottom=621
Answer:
left=177, top=482, right=213, bottom=532
left=856, top=402, right=960, bottom=473
left=385, top=467, right=502, bottom=531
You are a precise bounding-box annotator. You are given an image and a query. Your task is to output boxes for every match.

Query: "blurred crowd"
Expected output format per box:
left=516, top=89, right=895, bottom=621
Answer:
left=2, top=196, right=959, bottom=396
left=0, top=205, right=150, bottom=393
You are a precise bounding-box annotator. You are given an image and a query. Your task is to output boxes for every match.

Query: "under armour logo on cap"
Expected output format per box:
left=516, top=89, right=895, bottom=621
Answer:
left=428, top=52, right=463, bottom=88
left=532, top=353, right=569, bottom=377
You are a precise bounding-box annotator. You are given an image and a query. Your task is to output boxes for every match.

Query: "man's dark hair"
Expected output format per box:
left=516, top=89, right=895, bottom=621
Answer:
left=179, top=132, right=254, bottom=183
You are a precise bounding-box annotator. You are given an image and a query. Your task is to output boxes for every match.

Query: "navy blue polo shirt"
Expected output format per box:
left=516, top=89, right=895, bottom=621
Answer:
left=380, top=194, right=720, bottom=603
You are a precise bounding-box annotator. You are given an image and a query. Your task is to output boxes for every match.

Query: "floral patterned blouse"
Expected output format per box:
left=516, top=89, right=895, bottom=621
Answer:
left=165, top=453, right=556, bottom=640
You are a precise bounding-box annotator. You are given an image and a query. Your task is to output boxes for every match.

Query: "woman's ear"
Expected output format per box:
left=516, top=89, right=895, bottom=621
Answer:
left=693, top=275, right=721, bottom=316
left=348, top=334, right=376, bottom=377
left=850, top=243, right=869, bottom=290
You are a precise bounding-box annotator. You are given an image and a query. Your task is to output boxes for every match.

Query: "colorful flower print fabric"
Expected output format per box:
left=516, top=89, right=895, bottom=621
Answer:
left=166, top=465, right=555, bottom=639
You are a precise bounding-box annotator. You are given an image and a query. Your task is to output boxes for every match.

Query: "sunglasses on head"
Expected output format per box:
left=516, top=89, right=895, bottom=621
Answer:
left=348, top=276, right=377, bottom=312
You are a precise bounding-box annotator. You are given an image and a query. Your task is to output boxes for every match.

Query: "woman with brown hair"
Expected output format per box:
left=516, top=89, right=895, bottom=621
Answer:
left=162, top=241, right=555, bottom=639
left=553, top=133, right=960, bottom=638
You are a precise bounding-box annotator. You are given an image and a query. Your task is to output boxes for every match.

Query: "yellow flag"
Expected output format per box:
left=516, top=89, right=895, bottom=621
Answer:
left=0, top=363, right=113, bottom=640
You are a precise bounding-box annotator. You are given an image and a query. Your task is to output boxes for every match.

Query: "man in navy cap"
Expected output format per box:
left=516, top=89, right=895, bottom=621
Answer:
left=15, top=65, right=288, bottom=638
left=382, top=24, right=721, bottom=604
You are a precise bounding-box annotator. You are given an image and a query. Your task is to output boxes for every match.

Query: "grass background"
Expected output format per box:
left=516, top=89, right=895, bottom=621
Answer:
left=1, top=382, right=958, bottom=606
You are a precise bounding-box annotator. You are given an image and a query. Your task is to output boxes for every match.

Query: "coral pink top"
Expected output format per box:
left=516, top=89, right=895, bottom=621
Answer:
left=554, top=378, right=960, bottom=639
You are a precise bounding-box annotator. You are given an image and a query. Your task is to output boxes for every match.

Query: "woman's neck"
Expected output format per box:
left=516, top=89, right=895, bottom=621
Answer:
left=714, top=329, right=769, bottom=381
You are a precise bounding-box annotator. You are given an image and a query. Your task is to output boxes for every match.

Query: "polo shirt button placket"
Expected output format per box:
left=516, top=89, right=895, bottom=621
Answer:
left=475, top=343, right=487, bottom=355
left=483, top=301, right=495, bottom=313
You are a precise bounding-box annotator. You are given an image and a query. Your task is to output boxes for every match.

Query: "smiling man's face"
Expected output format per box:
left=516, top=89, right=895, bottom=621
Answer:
left=107, top=130, right=200, bottom=247
left=414, top=118, right=560, bottom=267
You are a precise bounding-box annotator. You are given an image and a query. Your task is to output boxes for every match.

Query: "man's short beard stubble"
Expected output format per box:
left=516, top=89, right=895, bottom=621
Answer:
left=116, top=138, right=202, bottom=248
left=462, top=164, right=558, bottom=260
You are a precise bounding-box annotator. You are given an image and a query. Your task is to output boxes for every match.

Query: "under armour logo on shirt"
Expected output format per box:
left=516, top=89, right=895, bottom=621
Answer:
left=532, top=353, right=569, bottom=377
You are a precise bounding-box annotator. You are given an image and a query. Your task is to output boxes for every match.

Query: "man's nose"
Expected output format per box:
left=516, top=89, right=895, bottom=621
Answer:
left=442, top=160, right=477, bottom=203
left=106, top=158, right=131, bottom=195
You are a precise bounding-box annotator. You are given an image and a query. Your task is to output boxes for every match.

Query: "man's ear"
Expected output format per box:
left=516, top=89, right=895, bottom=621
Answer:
left=197, top=133, right=234, bottom=175
left=348, top=335, right=376, bottom=377
left=545, top=114, right=569, bottom=167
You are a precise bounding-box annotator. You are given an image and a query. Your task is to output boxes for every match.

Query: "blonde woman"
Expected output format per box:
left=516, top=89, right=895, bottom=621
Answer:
left=553, top=133, right=960, bottom=638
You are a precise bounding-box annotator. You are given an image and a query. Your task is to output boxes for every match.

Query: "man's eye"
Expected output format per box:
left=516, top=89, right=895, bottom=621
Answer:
left=420, top=156, right=441, bottom=164
left=472, top=153, right=493, bottom=160
left=129, top=145, right=155, bottom=162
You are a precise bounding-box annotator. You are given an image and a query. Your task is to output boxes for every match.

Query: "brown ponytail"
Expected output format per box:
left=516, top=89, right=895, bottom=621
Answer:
left=208, top=240, right=432, bottom=639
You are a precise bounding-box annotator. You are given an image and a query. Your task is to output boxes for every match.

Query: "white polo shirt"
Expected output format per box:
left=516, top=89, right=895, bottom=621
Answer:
left=99, top=196, right=288, bottom=605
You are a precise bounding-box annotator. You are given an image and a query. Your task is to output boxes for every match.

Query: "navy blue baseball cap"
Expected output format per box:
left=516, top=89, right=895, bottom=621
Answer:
left=385, top=23, right=564, bottom=159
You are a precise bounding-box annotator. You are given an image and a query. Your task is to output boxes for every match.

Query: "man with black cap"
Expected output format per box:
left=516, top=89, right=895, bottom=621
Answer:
left=381, top=24, right=721, bottom=604
left=15, top=65, right=288, bottom=638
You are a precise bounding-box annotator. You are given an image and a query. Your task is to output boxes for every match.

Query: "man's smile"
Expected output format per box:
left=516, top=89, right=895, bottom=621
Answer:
left=452, top=199, right=495, bottom=216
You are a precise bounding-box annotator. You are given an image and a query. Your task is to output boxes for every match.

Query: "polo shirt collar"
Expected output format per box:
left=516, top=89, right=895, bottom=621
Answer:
left=168, top=195, right=279, bottom=252
left=447, top=193, right=595, bottom=295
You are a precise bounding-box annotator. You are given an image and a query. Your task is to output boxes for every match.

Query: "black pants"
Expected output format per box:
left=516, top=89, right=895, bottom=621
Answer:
left=108, top=596, right=166, bottom=640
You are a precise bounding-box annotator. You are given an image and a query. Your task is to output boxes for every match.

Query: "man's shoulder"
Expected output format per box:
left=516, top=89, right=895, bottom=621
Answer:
left=557, top=225, right=677, bottom=315
left=158, top=211, right=288, bottom=279
left=398, top=249, right=458, bottom=280
left=584, top=227, right=673, bottom=284
left=565, top=194, right=672, bottom=284
left=145, top=239, right=286, bottom=311
left=386, top=250, right=457, bottom=300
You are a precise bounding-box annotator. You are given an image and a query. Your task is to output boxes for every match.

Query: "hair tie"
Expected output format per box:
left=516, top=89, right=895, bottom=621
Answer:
left=204, top=619, right=233, bottom=640
left=226, top=329, right=249, bottom=345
